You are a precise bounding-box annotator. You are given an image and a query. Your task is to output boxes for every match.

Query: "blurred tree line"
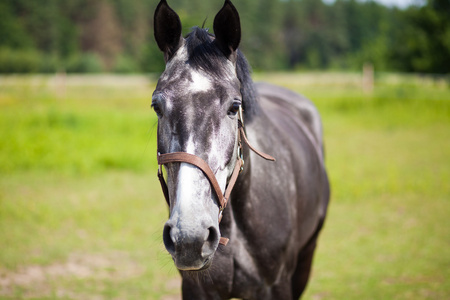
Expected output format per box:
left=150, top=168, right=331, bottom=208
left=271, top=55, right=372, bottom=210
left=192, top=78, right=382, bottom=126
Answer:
left=0, top=0, right=448, bottom=74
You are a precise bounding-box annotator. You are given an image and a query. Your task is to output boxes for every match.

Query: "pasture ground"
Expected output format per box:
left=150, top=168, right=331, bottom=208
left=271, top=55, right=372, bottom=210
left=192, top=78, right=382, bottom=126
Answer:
left=0, top=73, right=449, bottom=299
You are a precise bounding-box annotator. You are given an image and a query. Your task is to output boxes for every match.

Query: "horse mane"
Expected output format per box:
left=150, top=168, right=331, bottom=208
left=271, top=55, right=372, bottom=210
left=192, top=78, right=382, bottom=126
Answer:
left=185, top=27, right=260, bottom=121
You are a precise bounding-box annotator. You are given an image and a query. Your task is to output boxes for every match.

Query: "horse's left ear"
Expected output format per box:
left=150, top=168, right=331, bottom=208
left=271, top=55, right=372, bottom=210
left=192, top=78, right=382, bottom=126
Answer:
left=213, top=0, right=241, bottom=60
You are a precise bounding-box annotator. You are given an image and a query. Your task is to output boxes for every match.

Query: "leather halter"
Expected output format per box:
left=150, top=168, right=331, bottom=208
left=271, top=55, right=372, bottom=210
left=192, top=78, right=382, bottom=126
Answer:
left=157, top=108, right=275, bottom=245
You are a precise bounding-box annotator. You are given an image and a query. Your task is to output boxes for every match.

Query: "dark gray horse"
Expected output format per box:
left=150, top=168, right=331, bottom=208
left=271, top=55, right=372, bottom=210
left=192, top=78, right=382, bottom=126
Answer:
left=152, top=0, right=330, bottom=299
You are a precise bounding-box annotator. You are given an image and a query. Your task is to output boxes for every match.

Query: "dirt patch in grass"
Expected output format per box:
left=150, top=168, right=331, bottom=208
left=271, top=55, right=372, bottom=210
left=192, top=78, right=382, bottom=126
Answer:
left=0, top=251, right=146, bottom=299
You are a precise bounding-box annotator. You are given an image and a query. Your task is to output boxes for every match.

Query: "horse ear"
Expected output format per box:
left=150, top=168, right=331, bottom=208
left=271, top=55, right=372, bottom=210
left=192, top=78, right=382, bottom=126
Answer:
left=213, top=0, right=241, bottom=59
left=154, top=0, right=183, bottom=61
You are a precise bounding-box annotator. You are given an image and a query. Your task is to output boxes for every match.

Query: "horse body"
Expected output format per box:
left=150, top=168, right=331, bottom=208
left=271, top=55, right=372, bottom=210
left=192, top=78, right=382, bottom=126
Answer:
left=153, top=1, right=329, bottom=299
left=180, top=82, right=329, bottom=299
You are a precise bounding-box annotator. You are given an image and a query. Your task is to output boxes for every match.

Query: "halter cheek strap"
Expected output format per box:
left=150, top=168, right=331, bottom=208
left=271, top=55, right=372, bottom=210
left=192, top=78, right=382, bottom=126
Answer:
left=157, top=153, right=243, bottom=218
left=156, top=113, right=275, bottom=246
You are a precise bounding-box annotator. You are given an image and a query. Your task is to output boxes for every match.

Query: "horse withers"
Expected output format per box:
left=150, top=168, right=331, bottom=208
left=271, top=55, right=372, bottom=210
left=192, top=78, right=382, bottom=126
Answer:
left=152, top=1, right=330, bottom=299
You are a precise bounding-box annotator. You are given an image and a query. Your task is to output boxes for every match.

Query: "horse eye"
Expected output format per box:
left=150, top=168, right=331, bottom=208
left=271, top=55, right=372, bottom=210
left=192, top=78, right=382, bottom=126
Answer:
left=228, top=101, right=241, bottom=116
left=152, top=102, right=163, bottom=117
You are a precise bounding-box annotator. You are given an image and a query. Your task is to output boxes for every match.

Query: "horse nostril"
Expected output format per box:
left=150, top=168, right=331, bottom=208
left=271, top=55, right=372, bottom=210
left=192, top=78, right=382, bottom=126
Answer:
left=207, top=227, right=218, bottom=243
left=163, top=223, right=175, bottom=255
left=202, top=226, right=219, bottom=257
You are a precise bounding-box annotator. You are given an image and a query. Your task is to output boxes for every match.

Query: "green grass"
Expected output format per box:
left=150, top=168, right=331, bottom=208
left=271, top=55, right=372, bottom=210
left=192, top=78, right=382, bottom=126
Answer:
left=0, top=74, right=449, bottom=299
left=0, top=77, right=159, bottom=175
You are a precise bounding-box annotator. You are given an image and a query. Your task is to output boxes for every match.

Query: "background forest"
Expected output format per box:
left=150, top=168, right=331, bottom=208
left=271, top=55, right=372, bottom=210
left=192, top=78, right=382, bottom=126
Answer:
left=0, top=0, right=449, bottom=74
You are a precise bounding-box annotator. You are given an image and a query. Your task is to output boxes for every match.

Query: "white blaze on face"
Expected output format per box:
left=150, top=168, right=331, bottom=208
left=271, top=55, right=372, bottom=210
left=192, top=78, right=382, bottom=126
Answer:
left=174, top=136, right=206, bottom=220
left=189, top=70, right=213, bottom=93
left=176, top=163, right=203, bottom=218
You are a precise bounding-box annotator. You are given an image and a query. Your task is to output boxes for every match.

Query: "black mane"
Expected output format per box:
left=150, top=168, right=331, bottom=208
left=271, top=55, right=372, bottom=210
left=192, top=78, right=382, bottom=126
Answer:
left=185, top=27, right=260, bottom=121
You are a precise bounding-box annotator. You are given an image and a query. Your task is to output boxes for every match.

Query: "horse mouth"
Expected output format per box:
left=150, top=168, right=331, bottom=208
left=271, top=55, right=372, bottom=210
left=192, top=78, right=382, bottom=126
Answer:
left=198, top=257, right=213, bottom=270
left=175, top=256, right=213, bottom=272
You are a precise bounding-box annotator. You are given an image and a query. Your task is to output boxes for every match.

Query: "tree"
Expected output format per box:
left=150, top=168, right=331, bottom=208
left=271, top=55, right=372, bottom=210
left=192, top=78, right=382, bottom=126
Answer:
left=0, top=0, right=447, bottom=74
left=389, top=0, right=450, bottom=73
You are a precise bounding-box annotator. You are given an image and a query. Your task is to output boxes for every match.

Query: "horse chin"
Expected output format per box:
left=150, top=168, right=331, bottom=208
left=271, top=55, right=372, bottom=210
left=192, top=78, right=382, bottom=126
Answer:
left=175, top=255, right=214, bottom=272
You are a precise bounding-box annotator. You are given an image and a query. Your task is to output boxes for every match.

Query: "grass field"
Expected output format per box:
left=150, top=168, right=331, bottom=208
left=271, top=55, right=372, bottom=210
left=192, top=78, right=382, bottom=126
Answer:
left=0, top=73, right=449, bottom=299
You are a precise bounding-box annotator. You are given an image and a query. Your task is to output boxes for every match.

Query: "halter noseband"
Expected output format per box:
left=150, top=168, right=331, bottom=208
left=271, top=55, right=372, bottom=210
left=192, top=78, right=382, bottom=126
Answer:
left=156, top=107, right=275, bottom=245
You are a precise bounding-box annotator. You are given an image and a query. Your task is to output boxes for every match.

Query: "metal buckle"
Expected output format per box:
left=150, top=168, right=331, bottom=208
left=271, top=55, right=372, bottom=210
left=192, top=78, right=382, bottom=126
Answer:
left=218, top=205, right=225, bottom=222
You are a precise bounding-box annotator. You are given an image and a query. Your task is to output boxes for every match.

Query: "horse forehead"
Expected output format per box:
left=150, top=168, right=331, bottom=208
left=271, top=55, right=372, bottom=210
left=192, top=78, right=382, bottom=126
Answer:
left=189, top=70, right=213, bottom=93
left=160, top=66, right=214, bottom=96
left=159, top=46, right=237, bottom=95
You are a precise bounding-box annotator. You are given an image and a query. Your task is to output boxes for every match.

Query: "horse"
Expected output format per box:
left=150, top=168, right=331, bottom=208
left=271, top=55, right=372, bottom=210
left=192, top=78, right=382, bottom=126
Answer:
left=152, top=0, right=330, bottom=299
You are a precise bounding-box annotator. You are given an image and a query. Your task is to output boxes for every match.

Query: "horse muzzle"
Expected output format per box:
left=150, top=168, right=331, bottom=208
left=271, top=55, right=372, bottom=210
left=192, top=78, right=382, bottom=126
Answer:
left=163, top=219, right=220, bottom=271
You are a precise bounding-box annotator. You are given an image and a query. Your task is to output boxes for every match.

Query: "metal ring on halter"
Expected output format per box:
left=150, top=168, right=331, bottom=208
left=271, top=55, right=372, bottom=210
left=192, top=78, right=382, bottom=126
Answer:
left=238, top=105, right=245, bottom=128
left=237, top=142, right=244, bottom=173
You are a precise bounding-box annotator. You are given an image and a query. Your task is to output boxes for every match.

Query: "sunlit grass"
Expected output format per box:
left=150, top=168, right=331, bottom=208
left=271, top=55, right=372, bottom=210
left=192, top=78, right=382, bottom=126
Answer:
left=0, top=79, right=159, bottom=175
left=0, top=73, right=449, bottom=299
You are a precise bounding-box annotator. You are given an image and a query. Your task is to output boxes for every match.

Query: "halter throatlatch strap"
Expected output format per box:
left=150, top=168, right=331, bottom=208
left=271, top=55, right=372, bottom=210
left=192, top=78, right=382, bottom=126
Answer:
left=238, top=121, right=275, bottom=162
left=156, top=115, right=275, bottom=246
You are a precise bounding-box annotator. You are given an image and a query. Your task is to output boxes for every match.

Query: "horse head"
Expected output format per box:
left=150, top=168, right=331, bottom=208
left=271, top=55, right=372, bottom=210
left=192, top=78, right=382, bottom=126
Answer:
left=153, top=0, right=243, bottom=271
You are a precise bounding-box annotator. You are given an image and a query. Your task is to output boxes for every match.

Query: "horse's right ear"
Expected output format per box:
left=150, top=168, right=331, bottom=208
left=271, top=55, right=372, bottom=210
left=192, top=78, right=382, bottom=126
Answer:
left=154, top=0, right=183, bottom=62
